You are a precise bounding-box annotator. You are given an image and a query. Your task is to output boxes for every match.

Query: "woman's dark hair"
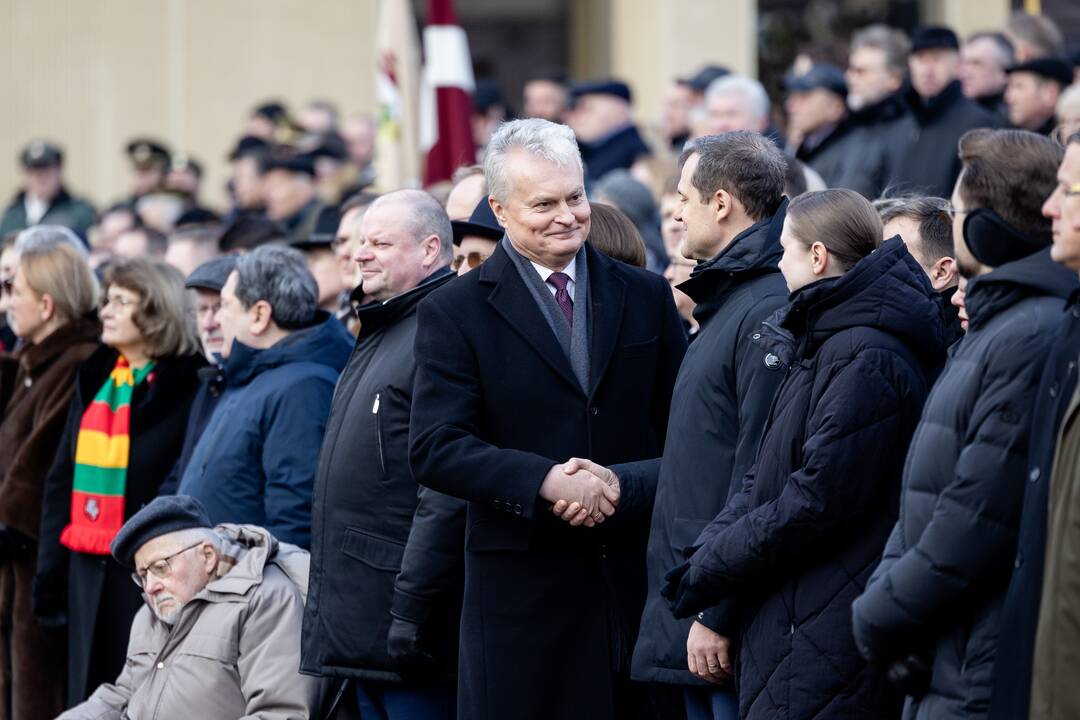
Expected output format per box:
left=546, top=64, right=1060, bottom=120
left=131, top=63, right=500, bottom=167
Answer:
left=786, top=189, right=882, bottom=272
left=587, top=203, right=648, bottom=268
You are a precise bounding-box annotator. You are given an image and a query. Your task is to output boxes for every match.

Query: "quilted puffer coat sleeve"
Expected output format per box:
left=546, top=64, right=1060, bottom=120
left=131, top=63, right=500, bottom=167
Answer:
left=684, top=350, right=918, bottom=607
left=852, top=329, right=1045, bottom=665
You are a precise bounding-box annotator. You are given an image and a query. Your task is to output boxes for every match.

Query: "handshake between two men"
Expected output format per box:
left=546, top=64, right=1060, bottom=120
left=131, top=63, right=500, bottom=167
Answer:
left=539, top=458, right=621, bottom=527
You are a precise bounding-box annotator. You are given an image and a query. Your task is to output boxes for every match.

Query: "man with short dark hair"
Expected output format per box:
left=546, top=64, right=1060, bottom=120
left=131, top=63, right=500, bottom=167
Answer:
left=219, top=216, right=286, bottom=255
left=630, top=131, right=790, bottom=720
left=878, top=196, right=962, bottom=344
left=177, top=246, right=352, bottom=548
left=854, top=128, right=1076, bottom=717
left=302, top=189, right=460, bottom=719
left=959, top=32, right=1015, bottom=120
left=891, top=26, right=1002, bottom=198
left=0, top=141, right=95, bottom=239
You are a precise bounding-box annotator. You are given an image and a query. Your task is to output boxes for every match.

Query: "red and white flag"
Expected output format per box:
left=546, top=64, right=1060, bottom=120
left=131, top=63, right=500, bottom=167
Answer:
left=375, top=0, right=422, bottom=189
left=420, top=0, right=476, bottom=186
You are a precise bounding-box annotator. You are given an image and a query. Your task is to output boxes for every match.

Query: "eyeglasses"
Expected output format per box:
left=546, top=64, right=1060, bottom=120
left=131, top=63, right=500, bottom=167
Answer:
left=1061, top=183, right=1080, bottom=199
left=944, top=205, right=970, bottom=218
left=131, top=541, right=204, bottom=588
left=452, top=251, right=491, bottom=272
left=99, top=294, right=138, bottom=312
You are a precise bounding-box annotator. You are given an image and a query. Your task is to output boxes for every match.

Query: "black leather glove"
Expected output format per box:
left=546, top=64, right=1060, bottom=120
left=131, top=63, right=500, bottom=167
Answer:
left=387, top=617, right=436, bottom=675
left=886, top=652, right=932, bottom=698
left=661, top=561, right=716, bottom=619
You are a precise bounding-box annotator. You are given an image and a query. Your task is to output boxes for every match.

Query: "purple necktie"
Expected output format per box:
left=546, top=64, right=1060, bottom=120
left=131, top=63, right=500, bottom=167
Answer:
left=546, top=272, right=574, bottom=328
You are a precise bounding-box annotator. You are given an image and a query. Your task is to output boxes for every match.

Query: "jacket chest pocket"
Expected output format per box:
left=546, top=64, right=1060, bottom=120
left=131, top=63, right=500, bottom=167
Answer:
left=173, top=632, right=240, bottom=666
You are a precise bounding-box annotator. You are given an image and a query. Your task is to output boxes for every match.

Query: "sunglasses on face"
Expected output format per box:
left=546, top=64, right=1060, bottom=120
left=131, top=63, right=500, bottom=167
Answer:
left=452, top=251, right=491, bottom=272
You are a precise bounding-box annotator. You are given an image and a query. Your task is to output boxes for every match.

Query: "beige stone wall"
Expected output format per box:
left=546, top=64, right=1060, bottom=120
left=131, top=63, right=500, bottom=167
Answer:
left=920, top=0, right=1011, bottom=40
left=606, top=0, right=757, bottom=129
left=0, top=0, right=377, bottom=211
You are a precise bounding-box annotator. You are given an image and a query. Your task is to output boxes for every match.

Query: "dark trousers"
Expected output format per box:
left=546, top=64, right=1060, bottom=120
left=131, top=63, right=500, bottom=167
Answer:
left=684, top=686, right=738, bottom=720
left=356, top=681, right=455, bottom=720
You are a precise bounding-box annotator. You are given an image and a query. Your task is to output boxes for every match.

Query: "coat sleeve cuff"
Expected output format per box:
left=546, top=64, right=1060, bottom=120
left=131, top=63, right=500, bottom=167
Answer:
left=695, top=599, right=740, bottom=638
left=390, top=587, right=435, bottom=626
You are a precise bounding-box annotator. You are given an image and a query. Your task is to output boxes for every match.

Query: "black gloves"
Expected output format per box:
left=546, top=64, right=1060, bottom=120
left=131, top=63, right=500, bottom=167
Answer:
left=387, top=617, right=437, bottom=675
left=661, top=560, right=717, bottom=619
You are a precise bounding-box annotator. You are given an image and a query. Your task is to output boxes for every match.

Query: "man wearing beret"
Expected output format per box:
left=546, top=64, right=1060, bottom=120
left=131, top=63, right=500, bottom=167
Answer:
left=57, top=495, right=325, bottom=719
left=568, top=79, right=652, bottom=184
left=1006, top=58, right=1074, bottom=136
left=890, top=26, right=1003, bottom=197
left=0, top=141, right=95, bottom=239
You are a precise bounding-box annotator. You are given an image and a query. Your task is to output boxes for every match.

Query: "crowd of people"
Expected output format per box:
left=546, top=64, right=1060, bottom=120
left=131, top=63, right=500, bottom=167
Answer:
left=1, top=8, right=1080, bottom=720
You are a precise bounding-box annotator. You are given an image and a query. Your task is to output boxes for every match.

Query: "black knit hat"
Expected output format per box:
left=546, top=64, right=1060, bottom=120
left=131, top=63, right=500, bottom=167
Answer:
left=1006, top=58, right=1074, bottom=88
left=110, top=496, right=213, bottom=568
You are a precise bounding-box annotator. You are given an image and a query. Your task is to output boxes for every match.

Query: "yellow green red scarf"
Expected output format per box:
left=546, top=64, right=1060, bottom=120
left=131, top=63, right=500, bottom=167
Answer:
left=60, top=356, right=155, bottom=555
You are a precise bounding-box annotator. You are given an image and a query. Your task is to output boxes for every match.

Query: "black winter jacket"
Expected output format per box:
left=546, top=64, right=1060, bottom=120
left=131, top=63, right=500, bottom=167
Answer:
left=301, top=269, right=460, bottom=683
left=889, top=81, right=1003, bottom=198
left=671, top=238, right=947, bottom=719
left=852, top=249, right=1078, bottom=720
left=835, top=91, right=910, bottom=199
left=990, top=289, right=1080, bottom=720
left=631, top=199, right=789, bottom=685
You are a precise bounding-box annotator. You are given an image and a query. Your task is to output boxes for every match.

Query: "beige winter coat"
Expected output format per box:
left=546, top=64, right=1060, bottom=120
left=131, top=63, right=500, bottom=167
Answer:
left=58, top=524, right=326, bottom=720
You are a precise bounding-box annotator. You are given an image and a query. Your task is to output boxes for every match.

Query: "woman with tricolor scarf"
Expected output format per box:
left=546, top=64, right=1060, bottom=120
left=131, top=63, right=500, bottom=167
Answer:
left=35, top=257, right=204, bottom=708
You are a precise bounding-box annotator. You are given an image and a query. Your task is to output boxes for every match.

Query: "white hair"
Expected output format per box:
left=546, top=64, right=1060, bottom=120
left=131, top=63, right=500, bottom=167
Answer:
left=15, top=225, right=88, bottom=256
left=1058, top=83, right=1080, bottom=119
left=484, top=118, right=583, bottom=203
left=705, top=75, right=771, bottom=122
left=163, top=526, right=223, bottom=554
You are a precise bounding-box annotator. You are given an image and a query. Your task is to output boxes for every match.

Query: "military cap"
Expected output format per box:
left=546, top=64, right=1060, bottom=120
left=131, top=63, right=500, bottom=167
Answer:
left=185, top=255, right=238, bottom=293
left=571, top=79, right=633, bottom=104
left=911, top=26, right=960, bottom=53
left=126, top=138, right=171, bottom=169
left=1006, top=57, right=1074, bottom=87
left=291, top=205, right=341, bottom=250
left=783, top=63, right=848, bottom=98
left=110, top=495, right=213, bottom=568
left=20, top=140, right=63, bottom=169
left=452, top=196, right=503, bottom=244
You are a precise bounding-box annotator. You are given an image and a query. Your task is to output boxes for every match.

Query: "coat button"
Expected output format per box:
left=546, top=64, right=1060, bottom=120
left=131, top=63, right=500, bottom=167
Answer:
left=590, top=407, right=599, bottom=416
left=156, top=661, right=164, bottom=670
left=1030, top=467, right=1041, bottom=483
left=513, top=504, right=522, bottom=515
left=764, top=353, right=780, bottom=369
left=752, top=333, right=762, bottom=340
left=23, top=377, right=32, bottom=388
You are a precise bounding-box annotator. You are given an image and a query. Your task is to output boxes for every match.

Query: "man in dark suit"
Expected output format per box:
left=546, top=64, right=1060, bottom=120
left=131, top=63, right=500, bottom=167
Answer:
left=409, top=118, right=686, bottom=720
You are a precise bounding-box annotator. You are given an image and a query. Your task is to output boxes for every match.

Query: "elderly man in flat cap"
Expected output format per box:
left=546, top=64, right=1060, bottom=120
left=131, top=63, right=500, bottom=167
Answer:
left=58, top=495, right=325, bottom=720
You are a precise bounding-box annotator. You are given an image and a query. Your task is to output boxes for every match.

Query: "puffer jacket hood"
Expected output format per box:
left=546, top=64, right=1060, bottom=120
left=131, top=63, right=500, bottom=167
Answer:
left=771, top=236, right=948, bottom=367
left=207, top=523, right=310, bottom=601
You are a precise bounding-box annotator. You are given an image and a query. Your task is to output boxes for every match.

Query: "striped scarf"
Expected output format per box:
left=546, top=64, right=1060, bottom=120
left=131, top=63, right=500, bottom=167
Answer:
left=60, top=356, right=155, bottom=555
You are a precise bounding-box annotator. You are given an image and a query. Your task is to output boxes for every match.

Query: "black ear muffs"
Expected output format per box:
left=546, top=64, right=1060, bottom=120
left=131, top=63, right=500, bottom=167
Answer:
left=962, top=208, right=1046, bottom=267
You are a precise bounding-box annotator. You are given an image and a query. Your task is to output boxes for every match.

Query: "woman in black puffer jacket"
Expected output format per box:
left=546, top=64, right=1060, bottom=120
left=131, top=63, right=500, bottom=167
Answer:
left=663, top=189, right=948, bottom=720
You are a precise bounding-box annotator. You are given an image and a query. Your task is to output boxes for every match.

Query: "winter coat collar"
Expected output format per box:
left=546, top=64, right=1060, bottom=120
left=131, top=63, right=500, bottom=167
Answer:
left=761, top=236, right=948, bottom=365
left=353, top=266, right=455, bottom=333
left=678, top=197, right=788, bottom=322
left=16, top=315, right=99, bottom=376
left=849, top=90, right=908, bottom=126
left=904, top=80, right=966, bottom=124
left=222, top=310, right=351, bottom=387
left=965, top=248, right=1078, bottom=331
left=9, top=185, right=74, bottom=211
